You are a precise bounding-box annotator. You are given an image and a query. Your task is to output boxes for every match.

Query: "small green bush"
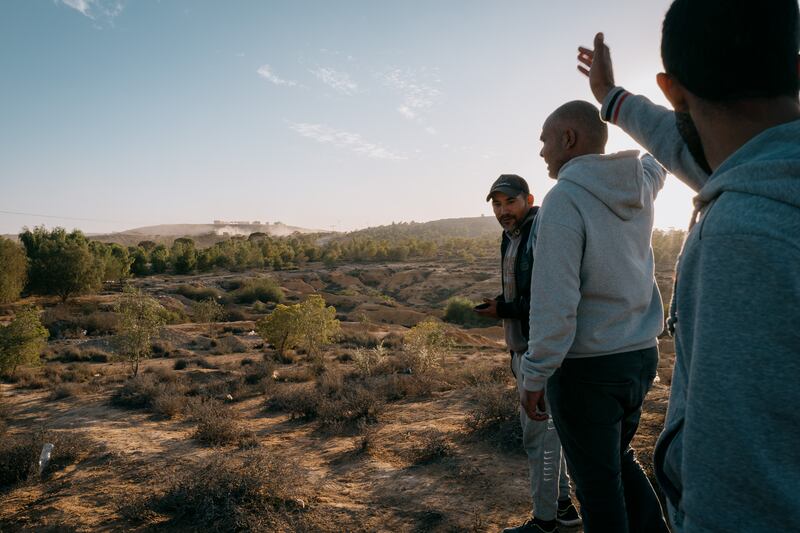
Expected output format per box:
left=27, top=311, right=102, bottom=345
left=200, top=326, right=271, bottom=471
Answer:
left=175, top=284, right=224, bottom=302
left=229, top=278, right=284, bottom=304
left=443, top=297, right=498, bottom=328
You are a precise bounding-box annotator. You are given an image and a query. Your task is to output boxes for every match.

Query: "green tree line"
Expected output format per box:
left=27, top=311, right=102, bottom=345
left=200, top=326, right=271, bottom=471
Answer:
left=0, top=226, right=686, bottom=305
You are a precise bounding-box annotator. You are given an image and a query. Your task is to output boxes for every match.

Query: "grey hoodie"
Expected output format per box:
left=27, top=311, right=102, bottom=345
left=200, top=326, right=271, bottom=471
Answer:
left=604, top=87, right=800, bottom=532
left=521, top=150, right=666, bottom=392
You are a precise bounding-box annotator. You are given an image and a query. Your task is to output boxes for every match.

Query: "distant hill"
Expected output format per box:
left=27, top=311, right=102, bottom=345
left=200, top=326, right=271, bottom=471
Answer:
left=339, top=216, right=499, bottom=242
left=90, top=222, right=326, bottom=248
left=4, top=216, right=502, bottom=248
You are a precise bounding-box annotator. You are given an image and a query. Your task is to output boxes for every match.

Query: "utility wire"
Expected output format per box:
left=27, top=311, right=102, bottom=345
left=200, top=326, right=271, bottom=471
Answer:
left=0, top=209, right=126, bottom=224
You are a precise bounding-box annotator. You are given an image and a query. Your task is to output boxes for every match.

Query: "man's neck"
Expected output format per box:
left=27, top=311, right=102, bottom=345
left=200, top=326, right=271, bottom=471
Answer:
left=696, top=96, right=800, bottom=171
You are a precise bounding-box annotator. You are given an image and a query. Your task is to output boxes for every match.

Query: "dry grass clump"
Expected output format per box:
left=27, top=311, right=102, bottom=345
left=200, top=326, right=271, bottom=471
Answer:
left=10, top=368, right=50, bottom=389
left=150, top=340, right=175, bottom=358
left=111, top=373, right=187, bottom=415
left=0, top=429, right=95, bottom=490
left=352, top=342, right=389, bottom=377
left=42, top=305, right=119, bottom=338
left=407, top=429, right=455, bottom=465
left=128, top=448, right=316, bottom=531
left=48, top=382, right=89, bottom=401
left=209, top=334, right=248, bottom=355
left=464, top=383, right=522, bottom=451
left=53, top=345, right=112, bottom=363
left=0, top=401, right=8, bottom=437
left=273, top=365, right=314, bottom=383
left=189, top=398, right=256, bottom=447
left=446, top=359, right=509, bottom=388
left=267, top=371, right=384, bottom=431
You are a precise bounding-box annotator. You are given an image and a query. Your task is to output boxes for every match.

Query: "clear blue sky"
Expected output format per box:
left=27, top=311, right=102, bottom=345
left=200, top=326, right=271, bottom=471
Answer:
left=0, top=0, right=694, bottom=235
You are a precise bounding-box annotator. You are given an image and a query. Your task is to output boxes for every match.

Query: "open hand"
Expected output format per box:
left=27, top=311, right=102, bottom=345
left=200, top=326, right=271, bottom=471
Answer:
left=520, top=388, right=548, bottom=421
left=577, top=32, right=616, bottom=104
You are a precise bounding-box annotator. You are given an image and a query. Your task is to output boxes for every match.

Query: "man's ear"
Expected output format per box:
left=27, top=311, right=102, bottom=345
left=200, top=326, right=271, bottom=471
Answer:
left=656, top=72, right=689, bottom=112
left=562, top=128, right=577, bottom=150
left=526, top=193, right=534, bottom=207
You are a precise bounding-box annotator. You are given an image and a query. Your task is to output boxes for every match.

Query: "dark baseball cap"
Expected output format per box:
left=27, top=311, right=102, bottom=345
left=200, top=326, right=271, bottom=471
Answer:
left=486, top=174, right=530, bottom=201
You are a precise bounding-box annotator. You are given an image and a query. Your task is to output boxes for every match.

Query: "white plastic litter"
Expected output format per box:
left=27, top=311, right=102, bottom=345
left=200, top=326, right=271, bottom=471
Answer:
left=225, top=394, right=233, bottom=401
left=39, top=443, right=54, bottom=475
left=247, top=330, right=256, bottom=336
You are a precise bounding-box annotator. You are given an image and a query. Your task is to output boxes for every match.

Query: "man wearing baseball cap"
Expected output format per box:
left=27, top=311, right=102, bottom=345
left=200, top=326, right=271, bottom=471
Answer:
left=477, top=174, right=581, bottom=533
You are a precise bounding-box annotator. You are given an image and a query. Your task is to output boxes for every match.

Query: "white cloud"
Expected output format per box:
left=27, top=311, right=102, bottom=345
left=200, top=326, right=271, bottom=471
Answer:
left=310, top=67, right=358, bottom=95
left=381, top=68, right=442, bottom=120
left=290, top=123, right=405, bottom=160
left=257, top=65, right=297, bottom=87
left=59, top=0, right=124, bottom=23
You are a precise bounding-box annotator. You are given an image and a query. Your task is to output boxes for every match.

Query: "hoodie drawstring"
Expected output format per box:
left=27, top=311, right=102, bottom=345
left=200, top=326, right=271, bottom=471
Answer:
left=666, top=203, right=704, bottom=336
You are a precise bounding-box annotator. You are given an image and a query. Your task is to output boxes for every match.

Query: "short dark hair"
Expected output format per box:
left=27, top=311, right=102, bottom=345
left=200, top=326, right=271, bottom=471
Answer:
left=549, top=100, right=608, bottom=151
left=662, top=0, right=800, bottom=101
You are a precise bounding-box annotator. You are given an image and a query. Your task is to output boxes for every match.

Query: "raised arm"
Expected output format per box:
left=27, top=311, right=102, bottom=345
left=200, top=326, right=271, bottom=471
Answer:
left=577, top=33, right=709, bottom=191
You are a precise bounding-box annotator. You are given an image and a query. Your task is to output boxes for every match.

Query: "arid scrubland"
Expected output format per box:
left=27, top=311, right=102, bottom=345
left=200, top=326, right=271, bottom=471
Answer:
left=0, top=224, right=682, bottom=531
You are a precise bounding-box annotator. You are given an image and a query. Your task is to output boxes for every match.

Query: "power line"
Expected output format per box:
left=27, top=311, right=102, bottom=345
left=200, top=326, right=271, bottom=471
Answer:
left=0, top=209, right=126, bottom=224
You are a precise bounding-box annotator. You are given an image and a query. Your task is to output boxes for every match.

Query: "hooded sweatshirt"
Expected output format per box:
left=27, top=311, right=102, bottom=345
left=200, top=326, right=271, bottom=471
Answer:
left=604, top=87, right=800, bottom=533
left=521, top=150, right=667, bottom=392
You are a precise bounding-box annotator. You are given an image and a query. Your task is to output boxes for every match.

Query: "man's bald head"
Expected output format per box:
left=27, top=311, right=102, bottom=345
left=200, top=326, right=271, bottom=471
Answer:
left=539, top=100, right=608, bottom=179
left=546, top=100, right=608, bottom=152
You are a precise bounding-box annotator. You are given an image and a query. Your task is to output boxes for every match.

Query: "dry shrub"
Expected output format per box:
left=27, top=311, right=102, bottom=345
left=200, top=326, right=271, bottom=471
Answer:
left=465, top=383, right=522, bottom=451
left=189, top=373, right=264, bottom=402
left=195, top=357, right=218, bottom=369
left=447, top=360, right=509, bottom=388
left=49, top=382, right=88, bottom=400
left=11, top=368, right=49, bottom=389
left=274, top=366, right=314, bottom=383
left=0, top=429, right=94, bottom=490
left=42, top=306, right=119, bottom=338
left=0, top=401, right=8, bottom=437
left=352, top=342, right=388, bottom=377
left=151, top=390, right=188, bottom=418
left=266, top=383, right=319, bottom=419
left=408, top=429, right=454, bottom=465
left=338, top=330, right=381, bottom=349
left=173, top=358, right=190, bottom=370
left=143, top=366, right=180, bottom=383
left=190, top=398, right=254, bottom=446
left=53, top=363, right=95, bottom=383
left=267, top=372, right=383, bottom=431
left=111, top=374, right=183, bottom=410
left=143, top=449, right=315, bottom=531
left=365, top=373, right=437, bottom=402
left=150, top=340, right=175, bottom=358
left=209, top=335, right=247, bottom=355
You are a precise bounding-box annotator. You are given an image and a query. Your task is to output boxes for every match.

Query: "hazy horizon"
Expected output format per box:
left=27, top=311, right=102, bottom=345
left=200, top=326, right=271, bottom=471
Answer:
left=1, top=0, right=695, bottom=236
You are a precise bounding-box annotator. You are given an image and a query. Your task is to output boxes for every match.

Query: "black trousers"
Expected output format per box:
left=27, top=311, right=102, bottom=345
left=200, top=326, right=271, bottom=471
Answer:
left=547, top=347, right=670, bottom=533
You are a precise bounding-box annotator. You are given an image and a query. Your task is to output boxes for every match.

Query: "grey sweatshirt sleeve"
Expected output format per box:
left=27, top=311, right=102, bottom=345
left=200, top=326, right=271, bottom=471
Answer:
left=640, top=154, right=667, bottom=200
left=521, top=190, right=584, bottom=392
left=601, top=87, right=709, bottom=192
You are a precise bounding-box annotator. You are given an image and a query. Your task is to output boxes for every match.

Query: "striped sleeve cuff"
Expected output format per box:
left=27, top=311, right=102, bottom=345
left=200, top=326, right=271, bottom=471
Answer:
left=601, top=86, right=630, bottom=124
